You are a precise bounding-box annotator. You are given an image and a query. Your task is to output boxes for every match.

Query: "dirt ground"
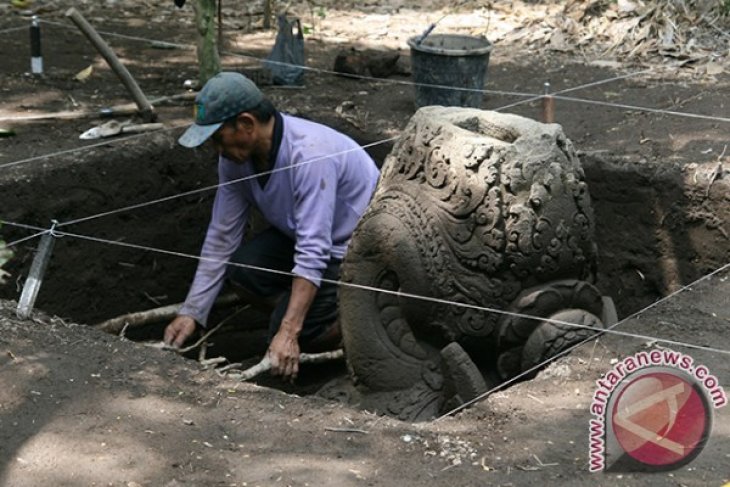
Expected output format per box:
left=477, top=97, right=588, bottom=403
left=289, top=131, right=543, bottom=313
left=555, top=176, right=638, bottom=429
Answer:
left=1, top=0, right=729, bottom=485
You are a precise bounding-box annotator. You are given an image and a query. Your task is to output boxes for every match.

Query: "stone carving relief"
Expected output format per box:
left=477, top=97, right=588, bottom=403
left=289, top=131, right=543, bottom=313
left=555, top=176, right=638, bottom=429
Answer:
left=337, top=107, right=615, bottom=421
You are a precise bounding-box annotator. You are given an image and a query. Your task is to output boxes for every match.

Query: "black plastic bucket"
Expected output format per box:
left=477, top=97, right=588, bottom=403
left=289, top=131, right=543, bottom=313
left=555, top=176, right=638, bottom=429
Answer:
left=408, top=34, right=492, bottom=109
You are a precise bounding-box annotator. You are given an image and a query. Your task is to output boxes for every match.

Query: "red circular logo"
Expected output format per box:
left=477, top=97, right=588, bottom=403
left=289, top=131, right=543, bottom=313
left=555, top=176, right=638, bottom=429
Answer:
left=611, top=369, right=711, bottom=469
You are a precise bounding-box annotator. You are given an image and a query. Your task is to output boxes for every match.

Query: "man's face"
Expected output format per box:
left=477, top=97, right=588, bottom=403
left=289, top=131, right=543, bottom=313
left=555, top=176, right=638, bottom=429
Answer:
left=210, top=117, right=256, bottom=164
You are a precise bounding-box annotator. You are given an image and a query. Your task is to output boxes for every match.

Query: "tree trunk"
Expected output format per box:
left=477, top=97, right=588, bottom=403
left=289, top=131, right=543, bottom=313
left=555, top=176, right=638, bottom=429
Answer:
left=193, top=0, right=221, bottom=85
left=263, top=0, right=273, bottom=29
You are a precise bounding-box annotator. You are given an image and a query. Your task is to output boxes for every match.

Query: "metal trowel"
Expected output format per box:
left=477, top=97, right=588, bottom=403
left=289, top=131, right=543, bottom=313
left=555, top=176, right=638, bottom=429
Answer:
left=79, top=120, right=164, bottom=140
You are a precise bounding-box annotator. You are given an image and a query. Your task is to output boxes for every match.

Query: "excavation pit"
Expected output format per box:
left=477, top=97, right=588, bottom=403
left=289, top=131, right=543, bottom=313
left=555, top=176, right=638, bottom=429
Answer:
left=1, top=126, right=728, bottom=418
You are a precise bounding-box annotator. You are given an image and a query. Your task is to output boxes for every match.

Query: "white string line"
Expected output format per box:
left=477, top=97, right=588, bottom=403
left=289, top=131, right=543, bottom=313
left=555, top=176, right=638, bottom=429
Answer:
left=38, top=19, right=664, bottom=107
left=553, top=94, right=730, bottom=123
left=13, top=16, right=727, bottom=415
left=57, top=136, right=400, bottom=228
left=224, top=50, right=537, bottom=99
left=40, top=19, right=192, bottom=47
left=37, top=18, right=730, bottom=124
left=496, top=68, right=654, bottom=111
left=1, top=23, right=712, bottom=178
left=0, top=25, right=27, bottom=36
left=49, top=69, right=628, bottom=228
left=4, top=217, right=729, bottom=359
left=556, top=68, right=655, bottom=95
left=437, top=259, right=730, bottom=419
left=5, top=230, right=48, bottom=248
left=39, top=19, right=538, bottom=100
left=54, top=68, right=659, bottom=229
left=0, top=125, right=182, bottom=170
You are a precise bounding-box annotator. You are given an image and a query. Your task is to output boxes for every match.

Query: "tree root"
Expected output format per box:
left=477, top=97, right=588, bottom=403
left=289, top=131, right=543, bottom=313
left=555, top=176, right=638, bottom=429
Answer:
left=95, top=293, right=241, bottom=334
left=227, top=350, right=345, bottom=381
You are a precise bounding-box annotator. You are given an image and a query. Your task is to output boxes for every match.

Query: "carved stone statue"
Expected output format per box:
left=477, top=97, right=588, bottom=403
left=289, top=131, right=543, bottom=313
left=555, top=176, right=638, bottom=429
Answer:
left=336, top=107, right=616, bottom=421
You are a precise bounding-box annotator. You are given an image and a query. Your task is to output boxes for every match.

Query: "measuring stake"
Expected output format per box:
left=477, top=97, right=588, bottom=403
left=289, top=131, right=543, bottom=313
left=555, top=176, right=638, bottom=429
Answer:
left=541, top=81, right=555, bottom=123
left=30, top=15, right=43, bottom=75
left=16, top=225, right=57, bottom=320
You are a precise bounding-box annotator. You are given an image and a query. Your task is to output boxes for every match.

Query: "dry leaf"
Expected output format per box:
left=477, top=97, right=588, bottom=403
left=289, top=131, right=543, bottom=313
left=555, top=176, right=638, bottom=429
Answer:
left=617, top=0, right=638, bottom=15
left=549, top=30, right=571, bottom=52
left=74, top=65, right=93, bottom=82
left=706, top=61, right=724, bottom=75
left=11, top=0, right=33, bottom=8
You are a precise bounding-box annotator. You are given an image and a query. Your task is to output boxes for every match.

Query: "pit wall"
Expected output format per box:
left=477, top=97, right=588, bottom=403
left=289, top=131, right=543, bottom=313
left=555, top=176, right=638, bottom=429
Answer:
left=0, top=133, right=218, bottom=323
left=0, top=133, right=727, bottom=324
left=582, top=153, right=729, bottom=316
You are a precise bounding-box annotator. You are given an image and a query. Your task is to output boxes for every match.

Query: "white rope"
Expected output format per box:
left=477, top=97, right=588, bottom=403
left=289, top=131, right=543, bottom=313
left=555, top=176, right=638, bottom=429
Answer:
left=36, top=18, right=730, bottom=124
left=553, top=94, right=730, bottom=123
left=556, top=68, right=655, bottom=95
left=0, top=125, right=181, bottom=170
left=4, top=15, right=721, bottom=419
left=0, top=24, right=715, bottom=176
left=437, top=259, right=730, bottom=419
left=0, top=25, right=27, bottom=36
left=40, top=19, right=537, bottom=100
left=52, top=69, right=661, bottom=230
left=224, top=50, right=536, bottom=98
left=58, top=136, right=400, bottom=228
left=496, top=68, right=655, bottom=111
left=4, top=217, right=729, bottom=359
left=5, top=230, right=47, bottom=248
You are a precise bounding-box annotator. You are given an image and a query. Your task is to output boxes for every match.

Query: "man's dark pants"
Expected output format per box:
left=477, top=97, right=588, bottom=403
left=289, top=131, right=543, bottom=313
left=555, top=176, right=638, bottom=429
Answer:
left=225, top=227, right=341, bottom=351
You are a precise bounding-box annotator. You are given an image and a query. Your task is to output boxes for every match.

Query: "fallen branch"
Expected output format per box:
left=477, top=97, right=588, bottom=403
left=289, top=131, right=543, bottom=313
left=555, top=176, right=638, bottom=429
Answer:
left=232, top=349, right=345, bottom=381
left=200, top=356, right=227, bottom=367
left=324, top=427, right=368, bottom=434
left=0, top=93, right=197, bottom=122
left=95, top=292, right=241, bottom=334
left=143, top=304, right=250, bottom=353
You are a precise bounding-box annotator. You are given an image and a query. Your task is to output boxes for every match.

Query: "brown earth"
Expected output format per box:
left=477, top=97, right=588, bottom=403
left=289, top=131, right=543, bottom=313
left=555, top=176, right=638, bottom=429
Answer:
left=1, top=1, right=729, bottom=485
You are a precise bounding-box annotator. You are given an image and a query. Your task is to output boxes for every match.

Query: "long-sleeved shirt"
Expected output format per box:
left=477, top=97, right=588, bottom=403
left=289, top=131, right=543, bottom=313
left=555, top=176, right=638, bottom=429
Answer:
left=178, top=113, right=380, bottom=326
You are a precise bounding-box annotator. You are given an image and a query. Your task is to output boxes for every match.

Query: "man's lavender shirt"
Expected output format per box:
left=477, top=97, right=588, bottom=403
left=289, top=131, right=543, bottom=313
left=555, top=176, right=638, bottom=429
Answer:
left=179, top=113, right=380, bottom=326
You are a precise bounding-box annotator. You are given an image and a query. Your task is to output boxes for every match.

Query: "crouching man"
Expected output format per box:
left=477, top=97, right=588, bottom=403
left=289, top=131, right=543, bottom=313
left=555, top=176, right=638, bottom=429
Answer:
left=164, top=72, right=379, bottom=380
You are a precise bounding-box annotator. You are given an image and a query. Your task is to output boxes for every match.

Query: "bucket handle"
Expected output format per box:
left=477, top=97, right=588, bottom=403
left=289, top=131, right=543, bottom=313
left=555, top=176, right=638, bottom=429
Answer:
left=415, top=22, right=437, bottom=46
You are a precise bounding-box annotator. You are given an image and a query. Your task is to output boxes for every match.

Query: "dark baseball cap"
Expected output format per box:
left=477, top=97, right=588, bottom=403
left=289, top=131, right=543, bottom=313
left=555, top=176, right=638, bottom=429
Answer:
left=178, top=72, right=264, bottom=148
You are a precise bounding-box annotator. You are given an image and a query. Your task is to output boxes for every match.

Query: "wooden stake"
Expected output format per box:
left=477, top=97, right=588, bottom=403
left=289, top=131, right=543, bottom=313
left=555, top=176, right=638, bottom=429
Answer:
left=541, top=81, right=555, bottom=124
left=16, top=230, right=55, bottom=319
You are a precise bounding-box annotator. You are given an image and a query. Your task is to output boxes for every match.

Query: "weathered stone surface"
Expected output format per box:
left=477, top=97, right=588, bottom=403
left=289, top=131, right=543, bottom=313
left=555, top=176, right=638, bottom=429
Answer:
left=339, top=107, right=612, bottom=419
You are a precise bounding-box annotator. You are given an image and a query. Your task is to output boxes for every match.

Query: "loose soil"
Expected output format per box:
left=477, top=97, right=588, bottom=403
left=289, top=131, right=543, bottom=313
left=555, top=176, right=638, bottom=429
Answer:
left=1, top=1, right=729, bottom=485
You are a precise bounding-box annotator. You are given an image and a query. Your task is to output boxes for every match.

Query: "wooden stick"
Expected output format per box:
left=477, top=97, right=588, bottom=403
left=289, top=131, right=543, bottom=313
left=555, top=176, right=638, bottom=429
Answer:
left=65, top=8, right=156, bottom=122
left=235, top=349, right=344, bottom=381
left=541, top=95, right=555, bottom=123
left=0, top=93, right=196, bottom=122
left=324, top=427, right=368, bottom=434
left=95, top=292, right=241, bottom=334
left=142, top=304, right=249, bottom=353
left=101, top=92, right=197, bottom=117
left=541, top=81, right=555, bottom=123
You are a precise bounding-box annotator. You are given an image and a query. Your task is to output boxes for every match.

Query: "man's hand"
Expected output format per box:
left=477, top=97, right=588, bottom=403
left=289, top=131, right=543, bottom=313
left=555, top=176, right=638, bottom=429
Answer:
left=164, top=315, right=196, bottom=348
left=267, top=277, right=316, bottom=380
left=268, top=328, right=300, bottom=380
